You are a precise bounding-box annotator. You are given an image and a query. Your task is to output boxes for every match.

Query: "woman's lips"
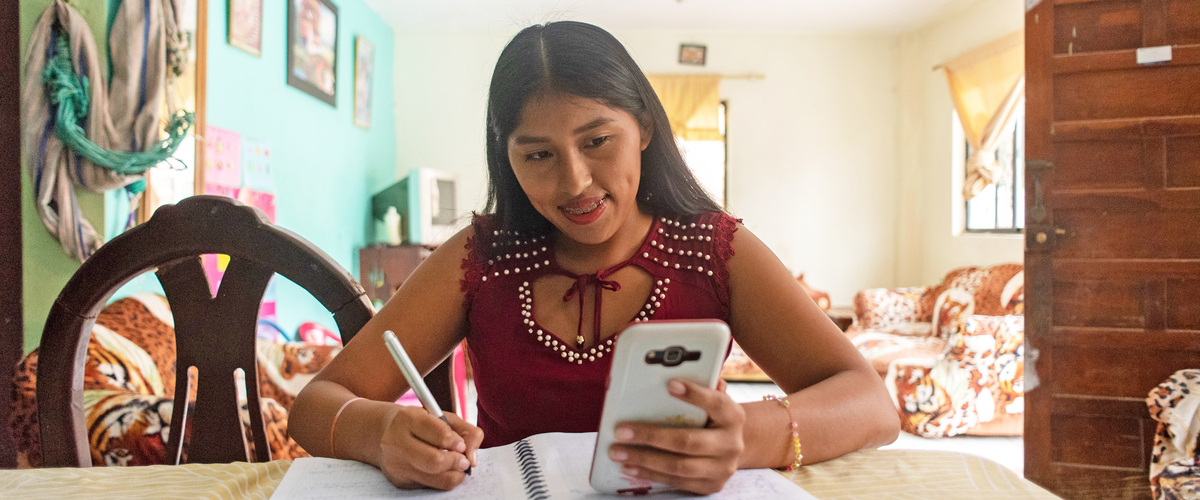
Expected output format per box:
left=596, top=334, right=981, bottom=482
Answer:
left=560, top=196, right=607, bottom=225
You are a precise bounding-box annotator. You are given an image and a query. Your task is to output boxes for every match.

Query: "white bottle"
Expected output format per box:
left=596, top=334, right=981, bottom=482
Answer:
left=384, top=206, right=403, bottom=245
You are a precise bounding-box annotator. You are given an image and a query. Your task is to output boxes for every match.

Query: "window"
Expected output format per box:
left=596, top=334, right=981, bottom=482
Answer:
left=679, top=101, right=728, bottom=207
left=965, top=106, right=1024, bottom=233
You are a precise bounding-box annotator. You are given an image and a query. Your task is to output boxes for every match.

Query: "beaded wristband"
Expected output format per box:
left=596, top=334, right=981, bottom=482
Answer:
left=330, top=397, right=365, bottom=459
left=763, top=395, right=802, bottom=471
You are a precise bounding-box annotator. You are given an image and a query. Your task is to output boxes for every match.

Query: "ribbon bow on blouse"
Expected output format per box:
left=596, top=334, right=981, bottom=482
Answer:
left=561, top=269, right=624, bottom=349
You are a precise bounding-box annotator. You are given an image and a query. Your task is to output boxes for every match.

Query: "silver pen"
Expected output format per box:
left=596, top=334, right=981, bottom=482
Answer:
left=382, top=330, right=471, bottom=475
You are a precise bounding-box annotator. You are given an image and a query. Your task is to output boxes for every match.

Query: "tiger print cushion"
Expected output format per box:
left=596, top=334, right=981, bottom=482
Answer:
left=1147, top=370, right=1200, bottom=500
left=9, top=294, right=337, bottom=467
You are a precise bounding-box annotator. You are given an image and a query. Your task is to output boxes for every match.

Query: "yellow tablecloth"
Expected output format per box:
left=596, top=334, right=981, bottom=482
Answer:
left=0, top=449, right=1058, bottom=499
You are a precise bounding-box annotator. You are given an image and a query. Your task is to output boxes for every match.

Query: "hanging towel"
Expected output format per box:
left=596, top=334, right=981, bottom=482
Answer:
left=22, top=0, right=180, bottom=261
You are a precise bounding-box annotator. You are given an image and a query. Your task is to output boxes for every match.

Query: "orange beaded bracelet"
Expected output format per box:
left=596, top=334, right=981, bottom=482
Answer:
left=763, top=395, right=802, bottom=471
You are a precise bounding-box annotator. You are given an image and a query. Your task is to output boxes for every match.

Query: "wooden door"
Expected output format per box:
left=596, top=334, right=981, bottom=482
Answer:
left=0, top=0, right=22, bottom=469
left=1025, top=1, right=1200, bottom=498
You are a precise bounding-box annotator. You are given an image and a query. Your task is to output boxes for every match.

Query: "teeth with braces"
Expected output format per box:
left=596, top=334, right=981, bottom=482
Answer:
left=562, top=197, right=604, bottom=215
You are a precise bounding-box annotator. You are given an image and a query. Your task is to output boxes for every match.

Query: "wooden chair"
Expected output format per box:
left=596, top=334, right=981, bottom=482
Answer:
left=36, top=196, right=455, bottom=467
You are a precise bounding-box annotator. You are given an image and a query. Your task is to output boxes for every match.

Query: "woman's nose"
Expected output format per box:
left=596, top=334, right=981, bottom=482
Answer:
left=559, top=149, right=592, bottom=194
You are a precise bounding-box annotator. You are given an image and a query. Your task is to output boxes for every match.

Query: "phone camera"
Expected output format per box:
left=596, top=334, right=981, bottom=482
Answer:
left=645, top=346, right=700, bottom=367
left=662, top=346, right=684, bottom=366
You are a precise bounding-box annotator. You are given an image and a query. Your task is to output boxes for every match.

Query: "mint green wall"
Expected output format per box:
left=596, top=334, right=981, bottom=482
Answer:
left=206, top=0, right=395, bottom=335
left=19, top=0, right=114, bottom=353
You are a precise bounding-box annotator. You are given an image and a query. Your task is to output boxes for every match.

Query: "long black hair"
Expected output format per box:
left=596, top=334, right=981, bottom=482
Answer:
left=483, top=21, right=723, bottom=235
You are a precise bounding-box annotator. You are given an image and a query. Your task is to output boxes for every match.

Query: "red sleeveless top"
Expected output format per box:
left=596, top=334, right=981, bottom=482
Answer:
left=459, top=212, right=740, bottom=448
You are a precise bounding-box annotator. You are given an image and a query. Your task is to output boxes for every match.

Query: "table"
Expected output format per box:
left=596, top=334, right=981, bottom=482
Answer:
left=0, top=449, right=1057, bottom=499
left=824, top=307, right=856, bottom=332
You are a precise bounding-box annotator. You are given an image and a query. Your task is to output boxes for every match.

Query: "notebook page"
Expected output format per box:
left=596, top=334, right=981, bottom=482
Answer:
left=270, top=446, right=525, bottom=499
left=528, top=432, right=818, bottom=500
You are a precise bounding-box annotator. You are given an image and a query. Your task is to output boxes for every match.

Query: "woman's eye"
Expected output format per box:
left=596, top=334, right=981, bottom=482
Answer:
left=588, top=136, right=610, bottom=148
left=525, top=151, right=551, bottom=161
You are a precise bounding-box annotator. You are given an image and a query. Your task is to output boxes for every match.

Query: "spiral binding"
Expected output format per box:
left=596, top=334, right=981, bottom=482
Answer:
left=514, top=439, right=549, bottom=500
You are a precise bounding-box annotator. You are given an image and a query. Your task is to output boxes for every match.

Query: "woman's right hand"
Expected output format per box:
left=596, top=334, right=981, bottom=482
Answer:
left=377, top=406, right=484, bottom=490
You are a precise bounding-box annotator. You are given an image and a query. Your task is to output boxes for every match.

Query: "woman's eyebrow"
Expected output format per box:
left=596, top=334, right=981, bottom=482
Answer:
left=512, top=135, right=549, bottom=145
left=511, top=118, right=616, bottom=145
left=572, top=117, right=614, bottom=134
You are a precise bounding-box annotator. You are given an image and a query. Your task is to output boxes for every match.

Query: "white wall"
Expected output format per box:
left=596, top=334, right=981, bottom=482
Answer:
left=391, top=29, right=506, bottom=219
left=390, top=28, right=900, bottom=305
left=895, top=0, right=1025, bottom=287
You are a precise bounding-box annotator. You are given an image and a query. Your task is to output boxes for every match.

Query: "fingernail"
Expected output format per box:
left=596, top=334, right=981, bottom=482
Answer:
left=621, top=466, right=639, bottom=477
left=455, top=442, right=466, bottom=453
left=471, top=450, right=478, bottom=466
left=609, top=449, right=628, bottom=462
left=616, top=427, right=634, bottom=441
left=458, top=456, right=470, bottom=470
left=668, top=380, right=686, bottom=395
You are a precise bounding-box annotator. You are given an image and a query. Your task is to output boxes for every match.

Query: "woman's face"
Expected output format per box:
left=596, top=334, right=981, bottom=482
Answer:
left=507, top=92, right=652, bottom=246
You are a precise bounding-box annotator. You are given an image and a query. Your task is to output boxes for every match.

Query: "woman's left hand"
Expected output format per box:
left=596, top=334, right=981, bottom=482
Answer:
left=608, top=378, right=746, bottom=495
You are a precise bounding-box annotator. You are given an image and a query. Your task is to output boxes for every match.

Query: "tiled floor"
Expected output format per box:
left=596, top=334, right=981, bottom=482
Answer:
left=464, top=380, right=1024, bottom=476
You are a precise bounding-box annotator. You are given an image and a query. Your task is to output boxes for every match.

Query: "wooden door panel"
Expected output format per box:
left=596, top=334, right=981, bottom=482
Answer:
left=1054, top=140, right=1145, bottom=189
left=1051, top=414, right=1145, bottom=468
left=1050, top=328, right=1200, bottom=350
left=1052, top=189, right=1200, bottom=210
left=1055, top=65, right=1200, bottom=121
left=1053, top=209, right=1200, bottom=259
left=1027, top=1, right=1200, bottom=497
left=1052, top=279, right=1148, bottom=327
left=1165, top=134, right=1200, bottom=186
left=1052, top=120, right=1200, bottom=191
left=1165, top=0, right=1200, bottom=43
left=1055, top=0, right=1142, bottom=54
left=1166, top=278, right=1200, bottom=328
left=1055, top=347, right=1200, bottom=397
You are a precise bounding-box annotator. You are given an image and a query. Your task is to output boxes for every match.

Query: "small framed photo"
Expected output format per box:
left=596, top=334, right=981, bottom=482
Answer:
left=227, top=0, right=263, bottom=56
left=353, top=36, right=374, bottom=129
left=287, top=0, right=339, bottom=106
left=679, top=43, right=706, bottom=66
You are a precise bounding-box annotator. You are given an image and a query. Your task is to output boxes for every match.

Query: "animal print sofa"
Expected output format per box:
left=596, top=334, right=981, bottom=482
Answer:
left=847, top=263, right=1025, bottom=437
left=9, top=293, right=340, bottom=467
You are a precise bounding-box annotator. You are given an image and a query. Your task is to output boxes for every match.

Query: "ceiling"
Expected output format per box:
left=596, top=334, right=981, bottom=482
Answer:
left=361, top=0, right=965, bottom=35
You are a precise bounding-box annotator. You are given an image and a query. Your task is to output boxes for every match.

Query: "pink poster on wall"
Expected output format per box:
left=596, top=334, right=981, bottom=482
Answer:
left=204, top=126, right=242, bottom=189
left=203, top=183, right=239, bottom=199
left=241, top=188, right=276, bottom=222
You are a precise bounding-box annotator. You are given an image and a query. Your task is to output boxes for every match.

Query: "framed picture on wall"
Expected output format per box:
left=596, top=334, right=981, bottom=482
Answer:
left=228, top=0, right=263, bottom=56
left=287, top=0, right=338, bottom=105
left=679, top=43, right=706, bottom=66
left=353, top=36, right=374, bottom=129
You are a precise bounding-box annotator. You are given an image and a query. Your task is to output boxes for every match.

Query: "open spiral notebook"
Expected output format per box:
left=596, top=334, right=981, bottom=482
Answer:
left=270, top=432, right=815, bottom=499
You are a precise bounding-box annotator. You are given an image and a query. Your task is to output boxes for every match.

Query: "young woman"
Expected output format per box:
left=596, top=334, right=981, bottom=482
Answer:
left=290, top=21, right=898, bottom=495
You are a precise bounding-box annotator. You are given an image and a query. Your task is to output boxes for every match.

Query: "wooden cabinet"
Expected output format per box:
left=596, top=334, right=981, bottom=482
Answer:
left=358, top=245, right=433, bottom=306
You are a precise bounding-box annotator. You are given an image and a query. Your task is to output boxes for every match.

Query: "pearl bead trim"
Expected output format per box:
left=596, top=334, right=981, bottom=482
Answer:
left=479, top=216, right=721, bottom=366
left=520, top=278, right=670, bottom=364
left=647, top=217, right=720, bottom=278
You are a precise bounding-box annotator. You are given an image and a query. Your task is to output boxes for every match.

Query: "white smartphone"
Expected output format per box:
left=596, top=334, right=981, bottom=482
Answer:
left=589, top=320, right=732, bottom=494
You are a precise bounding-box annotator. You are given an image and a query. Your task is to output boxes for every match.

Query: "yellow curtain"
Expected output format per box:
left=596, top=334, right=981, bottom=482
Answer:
left=647, top=74, right=722, bottom=141
left=943, top=30, right=1025, bottom=201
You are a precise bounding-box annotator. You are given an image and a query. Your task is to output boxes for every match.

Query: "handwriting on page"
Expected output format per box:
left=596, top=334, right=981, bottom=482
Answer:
left=270, top=458, right=507, bottom=500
